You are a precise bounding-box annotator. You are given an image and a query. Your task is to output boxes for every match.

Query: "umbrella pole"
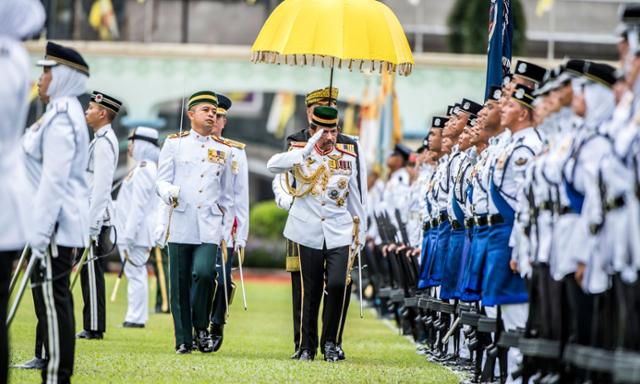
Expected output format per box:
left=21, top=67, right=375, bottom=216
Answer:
left=328, top=64, right=334, bottom=104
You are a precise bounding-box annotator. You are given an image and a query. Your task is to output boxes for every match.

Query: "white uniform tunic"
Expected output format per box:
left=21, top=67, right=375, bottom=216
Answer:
left=22, top=96, right=90, bottom=250
left=115, top=159, right=158, bottom=324
left=221, top=139, right=249, bottom=248
left=267, top=143, right=366, bottom=250
left=156, top=131, right=234, bottom=245
left=87, top=124, right=118, bottom=235
left=0, top=35, right=33, bottom=250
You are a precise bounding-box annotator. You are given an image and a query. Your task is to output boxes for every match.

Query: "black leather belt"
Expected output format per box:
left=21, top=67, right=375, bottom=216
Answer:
left=539, top=201, right=553, bottom=211
left=474, top=215, right=488, bottom=226
left=450, top=219, right=463, bottom=230
left=464, top=218, right=474, bottom=229
left=488, top=214, right=504, bottom=226
left=605, top=195, right=625, bottom=212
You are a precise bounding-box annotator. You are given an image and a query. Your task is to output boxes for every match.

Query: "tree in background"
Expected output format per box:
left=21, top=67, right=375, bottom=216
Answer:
left=447, top=0, right=526, bottom=56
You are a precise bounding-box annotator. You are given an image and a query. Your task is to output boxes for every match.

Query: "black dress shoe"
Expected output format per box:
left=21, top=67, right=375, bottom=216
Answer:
left=323, top=342, right=339, bottom=362
left=122, top=322, right=145, bottom=328
left=196, top=330, right=214, bottom=353
left=298, top=349, right=314, bottom=361
left=176, top=343, right=192, bottom=354
left=290, top=349, right=301, bottom=359
left=14, top=357, right=47, bottom=369
left=210, top=323, right=224, bottom=352
left=336, top=344, right=346, bottom=361
left=76, top=330, right=103, bottom=340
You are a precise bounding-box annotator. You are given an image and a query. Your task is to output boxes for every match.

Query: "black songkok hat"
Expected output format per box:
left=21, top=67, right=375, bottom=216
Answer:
left=90, top=91, right=122, bottom=115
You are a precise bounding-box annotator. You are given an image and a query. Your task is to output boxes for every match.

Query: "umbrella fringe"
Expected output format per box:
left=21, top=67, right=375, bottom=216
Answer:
left=249, top=51, right=413, bottom=76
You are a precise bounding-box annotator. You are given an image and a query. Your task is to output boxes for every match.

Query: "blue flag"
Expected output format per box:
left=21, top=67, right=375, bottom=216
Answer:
left=485, top=0, right=513, bottom=99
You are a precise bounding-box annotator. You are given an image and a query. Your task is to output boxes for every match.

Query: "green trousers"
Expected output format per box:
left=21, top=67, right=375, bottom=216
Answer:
left=168, top=243, right=218, bottom=348
left=152, top=247, right=170, bottom=313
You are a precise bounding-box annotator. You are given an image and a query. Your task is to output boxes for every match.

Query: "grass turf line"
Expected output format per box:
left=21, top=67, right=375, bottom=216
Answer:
left=9, top=274, right=457, bottom=383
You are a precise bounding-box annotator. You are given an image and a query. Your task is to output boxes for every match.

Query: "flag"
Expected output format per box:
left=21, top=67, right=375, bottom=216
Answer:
left=485, top=0, right=512, bottom=99
left=89, top=0, right=119, bottom=41
left=266, top=91, right=296, bottom=139
left=358, top=80, right=381, bottom=167
left=536, top=0, right=554, bottom=17
left=342, top=99, right=357, bottom=136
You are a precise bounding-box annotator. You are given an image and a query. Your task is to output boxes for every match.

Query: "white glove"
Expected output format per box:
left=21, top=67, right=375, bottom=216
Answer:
left=161, top=185, right=180, bottom=205
left=303, top=129, right=324, bottom=156
left=89, top=226, right=100, bottom=241
left=235, top=239, right=246, bottom=249
left=154, top=224, right=167, bottom=248
left=118, top=243, right=130, bottom=262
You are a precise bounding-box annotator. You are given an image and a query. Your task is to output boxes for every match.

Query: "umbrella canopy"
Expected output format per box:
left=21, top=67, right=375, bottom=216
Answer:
left=251, top=0, right=414, bottom=76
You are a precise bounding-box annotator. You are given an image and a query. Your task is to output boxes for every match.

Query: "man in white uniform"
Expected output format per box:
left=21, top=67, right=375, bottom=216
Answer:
left=156, top=91, right=234, bottom=354
left=209, top=94, right=249, bottom=351
left=78, top=90, right=122, bottom=340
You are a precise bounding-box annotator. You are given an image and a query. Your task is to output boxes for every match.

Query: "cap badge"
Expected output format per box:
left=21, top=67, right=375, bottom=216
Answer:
left=518, top=62, right=527, bottom=73
left=515, top=88, right=525, bottom=100
left=95, top=93, right=103, bottom=103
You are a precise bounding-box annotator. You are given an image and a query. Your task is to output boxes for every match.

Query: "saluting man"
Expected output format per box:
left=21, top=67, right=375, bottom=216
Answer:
left=23, top=41, right=91, bottom=384
left=209, top=94, right=249, bottom=351
left=78, top=90, right=122, bottom=340
left=114, top=127, right=160, bottom=328
left=272, top=87, right=365, bottom=360
left=157, top=91, right=234, bottom=354
left=267, top=106, right=366, bottom=362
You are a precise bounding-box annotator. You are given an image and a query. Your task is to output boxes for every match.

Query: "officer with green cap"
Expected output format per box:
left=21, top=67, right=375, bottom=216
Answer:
left=267, top=106, right=367, bottom=362
left=156, top=91, right=234, bottom=354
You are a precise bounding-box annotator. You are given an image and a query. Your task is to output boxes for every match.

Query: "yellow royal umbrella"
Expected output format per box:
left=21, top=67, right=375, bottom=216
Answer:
left=251, top=0, right=414, bottom=84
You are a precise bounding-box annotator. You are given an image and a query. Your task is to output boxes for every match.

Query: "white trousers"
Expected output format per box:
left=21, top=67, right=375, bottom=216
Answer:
left=120, top=245, right=149, bottom=325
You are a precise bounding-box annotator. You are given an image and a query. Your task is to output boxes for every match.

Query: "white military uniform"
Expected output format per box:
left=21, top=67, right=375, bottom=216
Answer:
left=23, top=96, right=90, bottom=251
left=156, top=130, right=234, bottom=245
left=221, top=137, right=249, bottom=248
left=114, top=127, right=160, bottom=325
left=0, top=6, right=44, bottom=250
left=87, top=124, right=118, bottom=236
left=267, top=140, right=366, bottom=249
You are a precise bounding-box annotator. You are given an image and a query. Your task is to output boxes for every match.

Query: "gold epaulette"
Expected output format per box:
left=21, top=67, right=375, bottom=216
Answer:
left=289, top=141, right=306, bottom=149
left=167, top=130, right=190, bottom=139
left=211, top=135, right=231, bottom=147
left=223, top=137, right=246, bottom=150
left=336, top=143, right=356, bottom=157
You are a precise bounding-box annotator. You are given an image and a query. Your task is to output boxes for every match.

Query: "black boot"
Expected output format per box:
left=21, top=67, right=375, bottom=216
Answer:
left=14, top=357, right=47, bottom=369
left=210, top=323, right=224, bottom=352
left=196, top=330, right=214, bottom=353
left=323, top=342, right=340, bottom=362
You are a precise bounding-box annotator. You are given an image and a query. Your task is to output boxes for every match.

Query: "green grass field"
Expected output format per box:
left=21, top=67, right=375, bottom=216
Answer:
left=8, top=274, right=458, bottom=383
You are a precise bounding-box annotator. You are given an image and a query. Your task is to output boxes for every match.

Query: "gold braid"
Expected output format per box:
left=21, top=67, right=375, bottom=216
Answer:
left=283, top=164, right=330, bottom=198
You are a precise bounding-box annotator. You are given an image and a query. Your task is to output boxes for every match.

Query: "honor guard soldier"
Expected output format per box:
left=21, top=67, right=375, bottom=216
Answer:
left=114, top=127, right=160, bottom=328
left=267, top=106, right=366, bottom=362
left=22, top=41, right=91, bottom=384
left=78, top=90, right=122, bottom=340
left=0, top=1, right=45, bottom=380
left=484, top=84, right=543, bottom=381
left=156, top=91, right=234, bottom=354
left=209, top=94, right=250, bottom=351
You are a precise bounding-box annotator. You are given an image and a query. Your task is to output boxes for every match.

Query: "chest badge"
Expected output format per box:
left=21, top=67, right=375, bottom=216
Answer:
left=208, top=149, right=227, bottom=164
left=337, top=178, right=348, bottom=190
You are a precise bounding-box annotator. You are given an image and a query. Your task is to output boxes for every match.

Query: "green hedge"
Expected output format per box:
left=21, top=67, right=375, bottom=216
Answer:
left=245, top=200, right=288, bottom=268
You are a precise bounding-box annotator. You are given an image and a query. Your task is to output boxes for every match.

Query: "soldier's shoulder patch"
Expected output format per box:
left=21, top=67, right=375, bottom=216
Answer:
left=289, top=141, right=306, bottom=149
left=167, top=131, right=190, bottom=139
left=211, top=135, right=231, bottom=147
left=223, top=137, right=246, bottom=150
left=140, top=160, right=147, bottom=168
left=335, top=143, right=356, bottom=157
